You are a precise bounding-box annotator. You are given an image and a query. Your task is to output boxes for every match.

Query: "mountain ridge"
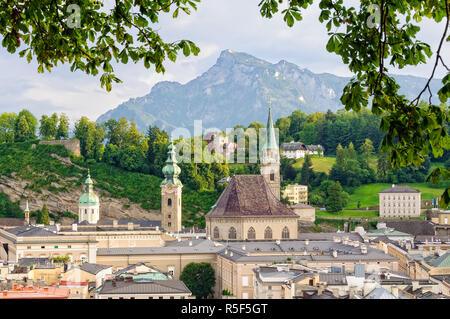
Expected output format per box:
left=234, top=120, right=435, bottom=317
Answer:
left=97, top=49, right=442, bottom=132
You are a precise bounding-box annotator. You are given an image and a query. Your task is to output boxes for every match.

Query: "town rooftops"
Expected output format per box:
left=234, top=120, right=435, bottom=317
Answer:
left=0, top=218, right=25, bottom=228
left=384, top=221, right=435, bottom=236
left=365, top=228, right=413, bottom=238
left=424, top=252, right=450, bottom=268
left=0, top=285, right=69, bottom=299
left=379, top=185, right=420, bottom=193
left=5, top=225, right=59, bottom=237
left=206, top=175, right=297, bottom=218
left=79, top=263, right=112, bottom=275
left=97, top=279, right=191, bottom=296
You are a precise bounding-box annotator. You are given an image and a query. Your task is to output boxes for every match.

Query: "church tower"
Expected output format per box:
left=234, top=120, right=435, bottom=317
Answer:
left=78, top=169, right=100, bottom=224
left=161, top=142, right=183, bottom=233
left=260, top=103, right=281, bottom=200
left=24, top=200, right=30, bottom=225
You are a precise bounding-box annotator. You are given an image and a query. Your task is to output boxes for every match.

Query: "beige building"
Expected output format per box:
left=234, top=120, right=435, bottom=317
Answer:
left=283, top=184, right=308, bottom=205
left=290, top=203, right=315, bottom=223
left=435, top=210, right=450, bottom=236
left=379, top=185, right=421, bottom=218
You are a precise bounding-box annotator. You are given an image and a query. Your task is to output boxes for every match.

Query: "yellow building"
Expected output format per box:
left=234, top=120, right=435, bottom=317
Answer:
left=282, top=184, right=308, bottom=205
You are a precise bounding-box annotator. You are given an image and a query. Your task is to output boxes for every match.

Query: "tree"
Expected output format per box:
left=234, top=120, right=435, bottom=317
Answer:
left=179, top=262, right=216, bottom=299
left=15, top=115, right=31, bottom=142
left=39, top=113, right=59, bottom=140
left=258, top=1, right=449, bottom=206
left=74, top=117, right=105, bottom=159
left=299, top=155, right=314, bottom=185
left=326, top=182, right=345, bottom=213
left=0, top=112, right=17, bottom=143
left=360, top=138, right=375, bottom=162
left=40, top=204, right=50, bottom=225
left=0, top=0, right=200, bottom=91
left=56, top=113, right=70, bottom=140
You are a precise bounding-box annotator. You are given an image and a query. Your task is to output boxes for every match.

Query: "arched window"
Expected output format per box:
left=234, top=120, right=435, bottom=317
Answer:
left=270, top=171, right=275, bottom=181
left=264, top=227, right=272, bottom=239
left=213, top=227, right=219, bottom=239
left=168, top=198, right=172, bottom=206
left=247, top=227, right=256, bottom=240
left=282, top=227, right=290, bottom=239
left=228, top=227, right=237, bottom=240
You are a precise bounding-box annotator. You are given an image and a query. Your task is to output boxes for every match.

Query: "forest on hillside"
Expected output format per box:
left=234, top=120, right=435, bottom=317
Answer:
left=0, top=106, right=448, bottom=225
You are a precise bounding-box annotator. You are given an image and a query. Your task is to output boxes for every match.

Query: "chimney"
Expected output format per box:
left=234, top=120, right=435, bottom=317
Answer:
left=188, top=241, right=192, bottom=246
left=332, top=250, right=338, bottom=258
left=113, top=220, right=118, bottom=228
left=305, top=239, right=309, bottom=246
left=360, top=245, right=368, bottom=254
left=71, top=224, right=77, bottom=232
left=127, top=222, right=134, bottom=231
left=55, top=223, right=60, bottom=232
left=276, top=240, right=281, bottom=245
left=242, top=245, right=246, bottom=251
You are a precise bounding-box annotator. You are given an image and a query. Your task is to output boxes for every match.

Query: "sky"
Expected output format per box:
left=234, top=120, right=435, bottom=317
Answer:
left=0, top=0, right=448, bottom=123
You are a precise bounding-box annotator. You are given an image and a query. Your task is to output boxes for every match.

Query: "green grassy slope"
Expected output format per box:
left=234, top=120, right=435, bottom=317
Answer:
left=344, top=183, right=446, bottom=209
left=0, top=141, right=219, bottom=228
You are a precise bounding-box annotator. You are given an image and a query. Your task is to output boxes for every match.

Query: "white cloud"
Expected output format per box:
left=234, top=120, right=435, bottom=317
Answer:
left=0, top=0, right=447, bottom=121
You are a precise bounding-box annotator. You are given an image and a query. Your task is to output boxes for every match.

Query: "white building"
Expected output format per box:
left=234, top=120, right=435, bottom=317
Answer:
left=280, top=141, right=324, bottom=159
left=379, top=185, right=421, bottom=218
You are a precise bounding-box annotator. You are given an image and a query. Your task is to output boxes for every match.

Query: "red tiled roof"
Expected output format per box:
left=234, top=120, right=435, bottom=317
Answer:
left=206, top=175, right=297, bottom=218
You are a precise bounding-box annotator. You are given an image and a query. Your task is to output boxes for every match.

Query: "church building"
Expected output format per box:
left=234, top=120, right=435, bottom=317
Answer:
left=205, top=106, right=299, bottom=241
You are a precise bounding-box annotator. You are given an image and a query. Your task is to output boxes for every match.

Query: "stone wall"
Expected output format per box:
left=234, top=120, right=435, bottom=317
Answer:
left=39, top=139, right=81, bottom=156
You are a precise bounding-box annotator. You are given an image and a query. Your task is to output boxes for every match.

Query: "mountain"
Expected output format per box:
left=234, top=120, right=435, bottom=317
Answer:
left=97, top=49, right=442, bottom=132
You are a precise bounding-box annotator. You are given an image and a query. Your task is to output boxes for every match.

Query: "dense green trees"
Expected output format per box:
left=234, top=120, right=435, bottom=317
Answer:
left=329, top=143, right=376, bottom=187
left=180, top=262, right=216, bottom=299
left=0, top=192, right=23, bottom=218
left=36, top=203, right=50, bottom=225
left=325, top=182, right=347, bottom=212
left=0, top=113, right=17, bottom=143
left=39, top=113, right=59, bottom=140
left=74, top=116, right=105, bottom=160
left=56, top=114, right=70, bottom=140
left=276, top=108, right=384, bottom=156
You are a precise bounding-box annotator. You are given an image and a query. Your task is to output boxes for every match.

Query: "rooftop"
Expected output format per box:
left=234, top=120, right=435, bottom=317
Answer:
left=97, top=279, right=191, bottom=295
left=379, top=185, right=420, bottom=194
left=206, top=175, right=297, bottom=218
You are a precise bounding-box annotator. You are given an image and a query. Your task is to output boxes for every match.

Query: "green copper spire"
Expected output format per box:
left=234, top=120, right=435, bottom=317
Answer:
left=263, top=100, right=278, bottom=150
left=79, top=169, right=99, bottom=206
left=161, top=142, right=182, bottom=186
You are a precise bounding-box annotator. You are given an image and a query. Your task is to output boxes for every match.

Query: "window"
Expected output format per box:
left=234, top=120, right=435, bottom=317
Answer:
left=170, top=296, right=174, bottom=299
left=130, top=297, right=135, bottom=300
left=264, top=227, right=272, bottom=239
left=242, top=276, right=249, bottom=286
left=228, top=227, right=237, bottom=240
left=168, top=198, right=172, bottom=206
left=270, top=171, right=275, bottom=181
left=159, top=296, right=163, bottom=299
left=242, top=292, right=249, bottom=299
left=168, top=266, right=175, bottom=277
left=68, top=245, right=71, bottom=249
left=247, top=227, right=256, bottom=240
left=168, top=222, right=171, bottom=227
left=213, top=227, right=220, bottom=239
left=148, top=297, right=153, bottom=299
left=41, top=246, right=45, bottom=249
left=168, top=214, right=171, bottom=219
left=27, top=246, right=31, bottom=249
left=282, top=227, right=290, bottom=239
left=108, top=297, right=113, bottom=299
